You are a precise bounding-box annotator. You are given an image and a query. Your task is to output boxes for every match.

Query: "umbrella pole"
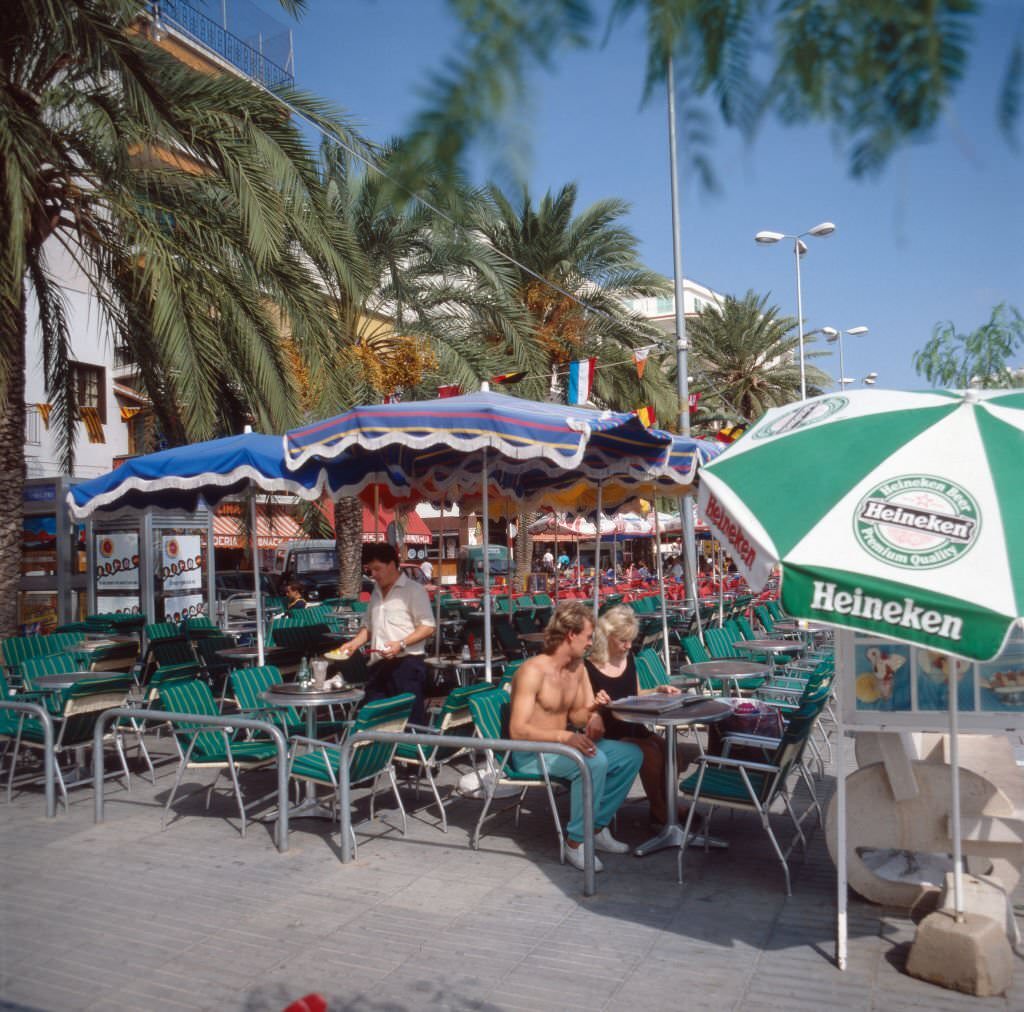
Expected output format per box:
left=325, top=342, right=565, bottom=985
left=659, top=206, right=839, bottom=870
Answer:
left=717, top=542, right=725, bottom=626
left=434, top=499, right=444, bottom=656
left=250, top=491, right=265, bottom=666
left=481, top=449, right=493, bottom=683
left=679, top=496, right=704, bottom=645
left=653, top=508, right=671, bottom=671
left=553, top=521, right=559, bottom=605
left=593, top=482, right=603, bottom=626
left=950, top=672, right=965, bottom=921
left=836, top=664, right=848, bottom=969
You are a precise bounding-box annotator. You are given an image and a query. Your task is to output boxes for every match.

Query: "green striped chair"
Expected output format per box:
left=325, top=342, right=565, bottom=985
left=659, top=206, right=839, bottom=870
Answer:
left=467, top=687, right=567, bottom=863
left=635, top=648, right=671, bottom=691
left=229, top=665, right=348, bottom=739
left=682, top=635, right=711, bottom=664
left=19, top=651, right=94, bottom=715
left=704, top=627, right=767, bottom=692
left=677, top=698, right=824, bottom=896
left=5, top=673, right=135, bottom=809
left=1, top=633, right=84, bottom=676
left=288, top=692, right=415, bottom=855
left=393, top=683, right=492, bottom=831
left=143, top=622, right=181, bottom=644
left=158, top=679, right=280, bottom=838
left=754, top=605, right=776, bottom=635
left=766, top=600, right=785, bottom=621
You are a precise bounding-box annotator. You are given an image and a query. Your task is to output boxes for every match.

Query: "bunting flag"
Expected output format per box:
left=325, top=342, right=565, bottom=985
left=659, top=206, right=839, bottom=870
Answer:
left=491, top=370, right=526, bottom=385
left=688, top=391, right=701, bottom=415
left=636, top=405, right=655, bottom=428
left=80, top=405, right=105, bottom=443
left=437, top=384, right=462, bottom=398
left=36, top=403, right=51, bottom=428
left=120, top=406, right=143, bottom=422
left=633, top=347, right=651, bottom=380
left=567, top=357, right=596, bottom=405
left=714, top=422, right=746, bottom=444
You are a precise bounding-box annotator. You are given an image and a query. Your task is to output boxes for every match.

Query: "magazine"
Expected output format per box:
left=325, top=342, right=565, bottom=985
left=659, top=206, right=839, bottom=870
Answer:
left=610, top=693, right=693, bottom=714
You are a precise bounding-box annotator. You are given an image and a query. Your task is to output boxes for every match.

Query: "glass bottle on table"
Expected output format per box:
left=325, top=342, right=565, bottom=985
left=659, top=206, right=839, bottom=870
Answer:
left=297, top=656, right=311, bottom=687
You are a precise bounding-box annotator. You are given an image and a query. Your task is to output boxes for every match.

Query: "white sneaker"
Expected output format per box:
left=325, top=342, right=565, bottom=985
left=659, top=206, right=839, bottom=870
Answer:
left=566, top=844, right=604, bottom=873
left=593, top=827, right=630, bottom=854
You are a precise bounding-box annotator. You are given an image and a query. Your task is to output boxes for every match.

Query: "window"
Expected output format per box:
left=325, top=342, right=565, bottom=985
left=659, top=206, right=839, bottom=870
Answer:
left=72, top=362, right=106, bottom=423
left=24, top=406, right=41, bottom=445
left=655, top=296, right=675, bottom=315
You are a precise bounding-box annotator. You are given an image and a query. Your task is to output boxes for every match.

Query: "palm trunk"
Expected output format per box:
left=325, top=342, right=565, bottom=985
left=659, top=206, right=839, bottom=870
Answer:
left=0, top=283, right=27, bottom=636
left=515, top=510, right=535, bottom=592
left=333, top=495, right=364, bottom=598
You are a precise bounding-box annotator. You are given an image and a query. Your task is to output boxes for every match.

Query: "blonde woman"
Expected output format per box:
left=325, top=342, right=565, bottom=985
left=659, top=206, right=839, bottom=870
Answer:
left=585, top=605, right=684, bottom=828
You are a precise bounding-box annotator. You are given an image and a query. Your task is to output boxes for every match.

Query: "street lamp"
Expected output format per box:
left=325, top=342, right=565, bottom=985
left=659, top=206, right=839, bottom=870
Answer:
left=754, top=221, right=836, bottom=400
left=822, top=325, right=869, bottom=391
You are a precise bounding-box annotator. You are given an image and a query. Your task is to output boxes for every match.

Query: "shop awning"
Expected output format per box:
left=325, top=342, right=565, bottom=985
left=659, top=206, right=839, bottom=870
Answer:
left=360, top=505, right=432, bottom=544
left=213, top=508, right=304, bottom=549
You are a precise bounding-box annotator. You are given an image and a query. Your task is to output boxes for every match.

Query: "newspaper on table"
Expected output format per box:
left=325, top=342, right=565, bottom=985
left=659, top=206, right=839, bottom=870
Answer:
left=610, top=692, right=699, bottom=715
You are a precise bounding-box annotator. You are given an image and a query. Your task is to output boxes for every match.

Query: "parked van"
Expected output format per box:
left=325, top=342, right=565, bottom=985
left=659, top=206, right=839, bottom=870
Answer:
left=456, top=545, right=511, bottom=586
left=269, top=540, right=339, bottom=600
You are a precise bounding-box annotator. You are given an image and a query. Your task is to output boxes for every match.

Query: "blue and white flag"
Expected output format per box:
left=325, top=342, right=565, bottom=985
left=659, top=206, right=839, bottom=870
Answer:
left=567, top=357, right=596, bottom=405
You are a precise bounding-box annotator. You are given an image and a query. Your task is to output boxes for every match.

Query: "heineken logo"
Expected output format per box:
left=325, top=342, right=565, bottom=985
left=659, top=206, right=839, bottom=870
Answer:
left=752, top=396, right=847, bottom=439
left=854, top=474, right=980, bottom=570
left=703, top=492, right=756, bottom=568
left=811, top=581, right=963, bottom=641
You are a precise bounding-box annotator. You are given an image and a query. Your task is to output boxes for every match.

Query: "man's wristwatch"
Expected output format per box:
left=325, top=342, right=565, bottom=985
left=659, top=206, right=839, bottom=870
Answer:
left=398, top=639, right=407, bottom=651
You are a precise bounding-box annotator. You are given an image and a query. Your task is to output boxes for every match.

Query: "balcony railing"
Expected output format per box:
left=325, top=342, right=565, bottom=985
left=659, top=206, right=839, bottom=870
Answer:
left=154, top=0, right=294, bottom=90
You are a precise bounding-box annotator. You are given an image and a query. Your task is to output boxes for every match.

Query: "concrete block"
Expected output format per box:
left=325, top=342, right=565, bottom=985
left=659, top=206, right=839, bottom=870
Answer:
left=905, top=909, right=1013, bottom=997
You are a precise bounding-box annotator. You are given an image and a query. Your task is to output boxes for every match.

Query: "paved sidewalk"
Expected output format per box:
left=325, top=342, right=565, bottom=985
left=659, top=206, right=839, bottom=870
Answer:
left=1, top=739, right=1022, bottom=1011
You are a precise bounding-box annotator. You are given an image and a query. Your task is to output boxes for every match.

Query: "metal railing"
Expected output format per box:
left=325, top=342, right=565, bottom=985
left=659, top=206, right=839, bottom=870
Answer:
left=338, top=730, right=598, bottom=896
left=1, top=701, right=56, bottom=817
left=153, top=0, right=294, bottom=89
left=93, top=707, right=290, bottom=851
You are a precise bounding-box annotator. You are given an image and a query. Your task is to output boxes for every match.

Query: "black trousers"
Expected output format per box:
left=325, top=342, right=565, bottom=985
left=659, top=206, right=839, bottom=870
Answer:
left=362, top=654, right=427, bottom=725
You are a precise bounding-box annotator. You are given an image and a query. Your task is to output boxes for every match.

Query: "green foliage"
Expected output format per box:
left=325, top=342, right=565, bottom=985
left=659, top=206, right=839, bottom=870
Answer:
left=469, top=182, right=677, bottom=417
left=912, top=303, right=1024, bottom=388
left=0, top=0, right=369, bottom=463
left=686, top=290, right=832, bottom=423
left=397, top=0, right=1011, bottom=185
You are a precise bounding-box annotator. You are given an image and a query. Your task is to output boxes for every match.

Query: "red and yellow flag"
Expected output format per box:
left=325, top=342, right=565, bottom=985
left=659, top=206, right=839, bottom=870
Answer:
left=80, top=406, right=105, bottom=443
left=636, top=405, right=655, bottom=428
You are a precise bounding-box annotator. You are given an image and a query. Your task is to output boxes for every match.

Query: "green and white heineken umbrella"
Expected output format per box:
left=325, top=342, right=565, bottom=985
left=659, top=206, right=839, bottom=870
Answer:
left=698, top=388, right=1024, bottom=662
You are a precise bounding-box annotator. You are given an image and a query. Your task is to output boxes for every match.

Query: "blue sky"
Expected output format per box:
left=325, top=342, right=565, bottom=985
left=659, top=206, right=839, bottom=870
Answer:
left=280, top=0, right=1022, bottom=392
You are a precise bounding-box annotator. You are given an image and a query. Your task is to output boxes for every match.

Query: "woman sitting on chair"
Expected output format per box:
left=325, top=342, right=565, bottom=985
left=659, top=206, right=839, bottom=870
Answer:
left=585, top=605, right=686, bottom=829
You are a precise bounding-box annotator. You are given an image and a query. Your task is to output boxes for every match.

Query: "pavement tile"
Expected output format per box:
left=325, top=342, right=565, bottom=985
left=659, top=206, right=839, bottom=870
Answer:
left=3, top=737, right=1022, bottom=1012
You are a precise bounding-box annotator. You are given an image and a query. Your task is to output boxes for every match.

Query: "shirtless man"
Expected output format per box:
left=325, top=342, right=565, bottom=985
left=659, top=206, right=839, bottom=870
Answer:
left=508, top=601, right=643, bottom=872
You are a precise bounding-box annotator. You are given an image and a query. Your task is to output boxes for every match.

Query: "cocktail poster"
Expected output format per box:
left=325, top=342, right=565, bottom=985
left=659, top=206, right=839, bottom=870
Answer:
left=162, top=535, right=202, bottom=590
left=95, top=532, right=139, bottom=589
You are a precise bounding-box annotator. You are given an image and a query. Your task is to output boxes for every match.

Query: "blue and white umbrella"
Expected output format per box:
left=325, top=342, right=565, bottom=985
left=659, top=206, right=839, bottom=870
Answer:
left=67, top=432, right=411, bottom=663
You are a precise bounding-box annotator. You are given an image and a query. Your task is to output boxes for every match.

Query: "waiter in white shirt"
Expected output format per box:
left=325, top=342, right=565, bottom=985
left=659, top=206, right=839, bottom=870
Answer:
left=336, top=543, right=435, bottom=723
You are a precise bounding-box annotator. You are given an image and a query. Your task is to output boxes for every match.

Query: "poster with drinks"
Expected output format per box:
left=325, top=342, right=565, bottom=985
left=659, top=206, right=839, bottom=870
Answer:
left=98, top=594, right=141, bottom=615
left=95, top=532, right=139, bottom=589
left=161, top=535, right=202, bottom=590
left=164, top=594, right=205, bottom=623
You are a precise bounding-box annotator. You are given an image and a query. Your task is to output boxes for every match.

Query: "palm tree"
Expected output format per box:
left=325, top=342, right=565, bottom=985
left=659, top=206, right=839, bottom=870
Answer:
left=309, top=144, right=524, bottom=596
left=471, top=182, right=674, bottom=588
left=0, top=0, right=366, bottom=634
left=686, top=290, right=832, bottom=425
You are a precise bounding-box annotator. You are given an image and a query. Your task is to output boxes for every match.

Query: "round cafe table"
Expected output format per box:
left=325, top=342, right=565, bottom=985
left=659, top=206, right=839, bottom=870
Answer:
left=261, top=683, right=364, bottom=819
left=731, top=638, right=804, bottom=668
left=216, top=644, right=287, bottom=667
left=677, top=658, right=773, bottom=697
left=610, top=696, right=732, bottom=857
left=34, top=671, right=125, bottom=690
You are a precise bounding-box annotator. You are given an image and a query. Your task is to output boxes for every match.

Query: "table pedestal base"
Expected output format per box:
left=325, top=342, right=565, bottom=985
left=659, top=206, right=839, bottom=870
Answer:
left=287, top=797, right=336, bottom=820
left=633, top=823, right=729, bottom=857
